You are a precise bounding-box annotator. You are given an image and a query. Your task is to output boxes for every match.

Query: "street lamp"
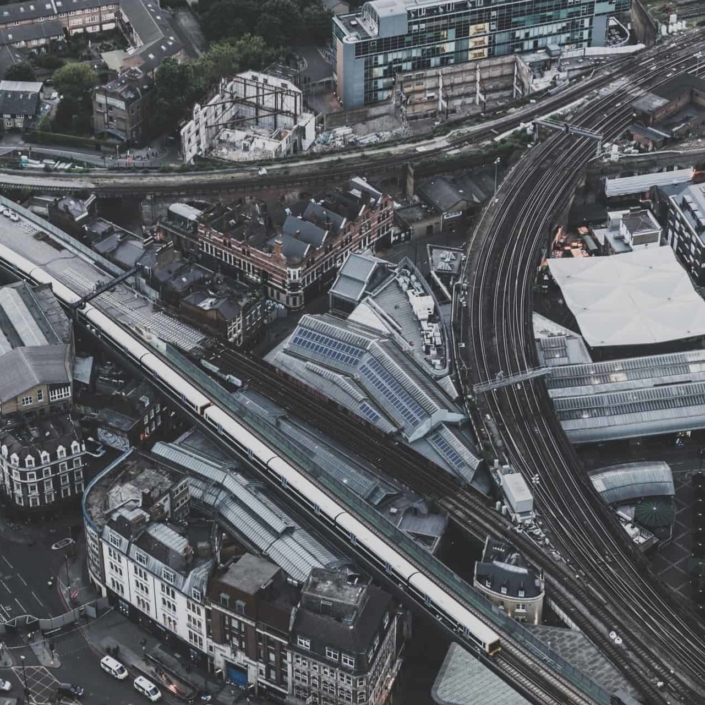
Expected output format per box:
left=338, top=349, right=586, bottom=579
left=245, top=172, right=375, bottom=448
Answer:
left=494, top=157, right=501, bottom=196
left=20, top=654, right=30, bottom=704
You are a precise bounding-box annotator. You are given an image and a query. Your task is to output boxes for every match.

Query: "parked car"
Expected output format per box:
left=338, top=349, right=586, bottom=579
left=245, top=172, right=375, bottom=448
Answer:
left=100, top=655, right=128, bottom=680
left=0, top=679, right=11, bottom=691
left=1, top=209, right=10, bottom=217
left=9, top=213, right=19, bottom=222
left=134, top=676, right=161, bottom=702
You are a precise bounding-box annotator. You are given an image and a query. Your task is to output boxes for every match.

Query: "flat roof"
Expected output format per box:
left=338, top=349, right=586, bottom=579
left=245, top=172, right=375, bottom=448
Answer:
left=547, top=247, right=705, bottom=347
left=605, top=168, right=693, bottom=198
left=590, top=462, right=674, bottom=505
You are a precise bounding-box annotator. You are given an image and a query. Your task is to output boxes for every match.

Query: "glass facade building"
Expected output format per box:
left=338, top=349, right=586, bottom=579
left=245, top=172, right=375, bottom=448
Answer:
left=333, top=0, right=630, bottom=108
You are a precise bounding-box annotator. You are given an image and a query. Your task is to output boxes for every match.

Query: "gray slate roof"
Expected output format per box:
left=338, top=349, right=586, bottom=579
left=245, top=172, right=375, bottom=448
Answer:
left=0, top=80, right=40, bottom=116
left=432, top=643, right=530, bottom=705
left=0, top=19, right=64, bottom=45
left=282, top=214, right=328, bottom=248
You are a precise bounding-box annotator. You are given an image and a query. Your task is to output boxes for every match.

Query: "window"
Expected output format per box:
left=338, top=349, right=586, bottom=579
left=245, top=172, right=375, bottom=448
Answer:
left=25, top=457, right=34, bottom=469
left=135, top=551, right=147, bottom=566
left=187, top=600, right=201, bottom=615
left=187, top=613, right=202, bottom=631
left=45, top=491, right=54, bottom=503
left=29, top=496, right=39, bottom=507
left=341, top=654, right=355, bottom=669
left=161, top=597, right=176, bottom=613
left=339, top=673, right=353, bottom=686
left=44, top=479, right=52, bottom=491
left=357, top=691, right=367, bottom=703
left=136, top=596, right=150, bottom=613
left=57, top=446, right=66, bottom=459
left=297, top=636, right=310, bottom=650
left=61, top=486, right=70, bottom=498
left=21, top=395, right=32, bottom=406
left=192, top=588, right=202, bottom=602
left=188, top=630, right=204, bottom=650
left=73, top=458, right=82, bottom=468
left=110, top=578, right=124, bottom=595
left=162, top=568, right=175, bottom=584
left=37, top=389, right=43, bottom=402
left=26, top=471, right=35, bottom=480
left=49, top=387, right=71, bottom=402
left=74, top=469, right=82, bottom=481
left=235, top=600, right=245, bottom=615
left=28, top=483, right=38, bottom=495
left=60, top=472, right=69, bottom=484
left=43, top=467, right=51, bottom=478
left=325, top=648, right=339, bottom=662
left=161, top=584, right=175, bottom=599
left=220, top=593, right=230, bottom=609
left=135, top=579, right=149, bottom=594
left=134, top=566, right=148, bottom=581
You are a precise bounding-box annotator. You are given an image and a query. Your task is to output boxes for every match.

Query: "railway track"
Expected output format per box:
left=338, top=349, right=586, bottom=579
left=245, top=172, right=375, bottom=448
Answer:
left=464, top=28, right=705, bottom=705
left=197, top=321, right=686, bottom=702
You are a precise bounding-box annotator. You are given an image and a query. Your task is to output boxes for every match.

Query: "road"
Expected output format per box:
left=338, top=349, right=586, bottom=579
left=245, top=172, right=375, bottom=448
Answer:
left=461, top=29, right=705, bottom=705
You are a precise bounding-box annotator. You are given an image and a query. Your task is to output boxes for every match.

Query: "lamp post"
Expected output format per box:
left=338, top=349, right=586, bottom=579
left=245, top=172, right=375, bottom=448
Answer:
left=20, top=654, right=30, bottom=704
left=494, top=157, right=501, bottom=196
left=64, top=553, right=70, bottom=601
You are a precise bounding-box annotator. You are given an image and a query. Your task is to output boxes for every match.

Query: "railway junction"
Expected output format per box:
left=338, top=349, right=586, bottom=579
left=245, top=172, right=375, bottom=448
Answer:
left=0, top=29, right=704, bottom=705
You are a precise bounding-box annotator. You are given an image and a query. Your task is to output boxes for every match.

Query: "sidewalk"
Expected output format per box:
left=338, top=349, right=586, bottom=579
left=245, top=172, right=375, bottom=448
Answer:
left=61, top=536, right=267, bottom=705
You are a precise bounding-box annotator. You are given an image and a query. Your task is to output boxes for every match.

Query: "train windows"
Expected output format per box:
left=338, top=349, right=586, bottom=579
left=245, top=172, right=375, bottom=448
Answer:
left=384, top=562, right=392, bottom=574
left=281, top=476, right=288, bottom=488
left=350, top=535, right=357, bottom=546
left=423, top=594, right=432, bottom=606
left=247, top=448, right=254, bottom=459
left=314, top=503, right=321, bottom=515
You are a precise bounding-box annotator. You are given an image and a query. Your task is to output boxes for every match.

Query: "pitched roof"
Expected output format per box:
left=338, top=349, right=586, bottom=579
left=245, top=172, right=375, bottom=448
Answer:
left=0, top=81, right=39, bottom=116
left=0, top=345, right=72, bottom=402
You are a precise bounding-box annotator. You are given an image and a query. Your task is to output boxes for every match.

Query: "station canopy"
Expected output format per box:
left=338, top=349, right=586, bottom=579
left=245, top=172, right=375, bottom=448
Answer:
left=547, top=247, right=705, bottom=347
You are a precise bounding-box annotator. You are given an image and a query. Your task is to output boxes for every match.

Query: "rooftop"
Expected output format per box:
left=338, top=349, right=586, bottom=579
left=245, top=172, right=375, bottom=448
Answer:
left=604, top=168, right=693, bottom=198
left=0, top=20, right=63, bottom=45
left=589, top=462, right=675, bottom=505
left=0, top=80, right=41, bottom=116
left=1, top=412, right=81, bottom=460
left=432, top=643, right=531, bottom=705
left=533, top=313, right=593, bottom=367
left=547, top=246, right=705, bottom=347
left=475, top=537, right=543, bottom=600
left=218, top=553, right=281, bottom=595
left=622, top=208, right=661, bottom=235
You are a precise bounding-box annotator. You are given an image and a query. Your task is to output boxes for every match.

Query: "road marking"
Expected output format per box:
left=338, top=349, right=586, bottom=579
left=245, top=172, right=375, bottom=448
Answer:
left=0, top=605, right=10, bottom=620
left=18, top=574, right=27, bottom=586
left=15, top=598, right=26, bottom=613
left=31, top=590, right=44, bottom=607
left=0, top=580, right=9, bottom=593
left=1, top=556, right=12, bottom=569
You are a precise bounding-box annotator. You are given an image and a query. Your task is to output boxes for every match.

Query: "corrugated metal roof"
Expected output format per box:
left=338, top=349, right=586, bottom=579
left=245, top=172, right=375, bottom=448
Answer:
left=339, top=253, right=382, bottom=282
left=590, top=462, right=675, bottom=504
left=605, top=168, right=693, bottom=198
left=329, top=276, right=367, bottom=301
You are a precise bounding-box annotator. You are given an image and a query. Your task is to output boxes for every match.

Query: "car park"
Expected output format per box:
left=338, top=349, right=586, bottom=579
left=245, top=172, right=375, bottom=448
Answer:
left=100, top=655, right=128, bottom=680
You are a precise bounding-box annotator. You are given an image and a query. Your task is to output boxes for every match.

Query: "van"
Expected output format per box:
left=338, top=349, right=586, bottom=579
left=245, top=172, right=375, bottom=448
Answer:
left=56, top=682, right=84, bottom=698
left=100, top=655, right=128, bottom=680
left=134, top=676, right=162, bottom=702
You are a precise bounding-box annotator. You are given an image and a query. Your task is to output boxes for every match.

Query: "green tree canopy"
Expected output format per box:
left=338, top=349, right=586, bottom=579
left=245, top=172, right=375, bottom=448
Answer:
left=53, top=63, right=98, bottom=101
left=152, top=58, right=198, bottom=130
left=255, top=0, right=302, bottom=47
left=3, top=61, right=36, bottom=82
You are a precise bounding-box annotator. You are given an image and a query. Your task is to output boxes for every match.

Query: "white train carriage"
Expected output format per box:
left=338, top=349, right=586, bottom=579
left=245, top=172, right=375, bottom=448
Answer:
left=83, top=306, right=153, bottom=362
left=141, top=352, right=210, bottom=414
left=268, top=455, right=351, bottom=524
left=0, top=243, right=44, bottom=281
left=204, top=406, right=278, bottom=465
left=409, top=572, right=501, bottom=655
left=335, top=512, right=418, bottom=582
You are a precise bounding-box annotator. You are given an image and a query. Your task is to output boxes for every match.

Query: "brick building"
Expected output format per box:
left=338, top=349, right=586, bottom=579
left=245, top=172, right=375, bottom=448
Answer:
left=194, top=178, right=395, bottom=310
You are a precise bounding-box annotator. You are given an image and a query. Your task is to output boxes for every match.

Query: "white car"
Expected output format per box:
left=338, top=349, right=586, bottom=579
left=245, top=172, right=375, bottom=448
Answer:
left=0, top=679, right=11, bottom=691
left=8, top=213, right=19, bottom=222
left=1, top=209, right=10, bottom=217
left=100, top=655, right=128, bottom=680
left=134, top=676, right=161, bottom=702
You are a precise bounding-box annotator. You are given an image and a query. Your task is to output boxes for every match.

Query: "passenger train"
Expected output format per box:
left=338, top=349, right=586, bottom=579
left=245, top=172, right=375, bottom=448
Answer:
left=0, top=240, right=501, bottom=657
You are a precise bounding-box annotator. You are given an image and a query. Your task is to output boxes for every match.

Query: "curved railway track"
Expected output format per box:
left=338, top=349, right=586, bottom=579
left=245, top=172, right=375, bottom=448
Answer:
left=464, top=28, right=705, bottom=705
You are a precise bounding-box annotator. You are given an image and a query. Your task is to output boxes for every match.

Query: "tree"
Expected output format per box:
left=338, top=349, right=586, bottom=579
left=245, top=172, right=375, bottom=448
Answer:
left=195, top=36, right=274, bottom=89
left=301, top=5, right=333, bottom=45
left=152, top=59, right=198, bottom=131
left=4, top=62, right=36, bottom=82
left=201, top=0, right=260, bottom=43
left=255, top=0, right=302, bottom=47
left=53, top=63, right=98, bottom=102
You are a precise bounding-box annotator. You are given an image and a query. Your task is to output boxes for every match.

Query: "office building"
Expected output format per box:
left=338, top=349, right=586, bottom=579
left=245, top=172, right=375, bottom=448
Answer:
left=333, top=0, right=630, bottom=108
left=665, top=181, right=705, bottom=285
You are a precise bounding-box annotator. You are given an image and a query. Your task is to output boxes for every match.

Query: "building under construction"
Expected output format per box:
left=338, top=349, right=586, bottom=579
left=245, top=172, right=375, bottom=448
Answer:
left=180, top=71, right=316, bottom=163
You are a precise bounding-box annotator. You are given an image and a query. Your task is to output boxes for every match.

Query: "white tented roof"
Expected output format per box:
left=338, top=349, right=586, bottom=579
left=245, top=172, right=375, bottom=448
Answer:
left=547, top=247, right=705, bottom=347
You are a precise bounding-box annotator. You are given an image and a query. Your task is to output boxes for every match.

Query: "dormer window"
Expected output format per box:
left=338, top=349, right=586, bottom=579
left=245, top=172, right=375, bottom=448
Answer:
left=40, top=451, right=50, bottom=464
left=518, top=589, right=525, bottom=598
left=25, top=455, right=34, bottom=468
left=10, top=453, right=18, bottom=466
left=485, top=578, right=491, bottom=588
left=71, top=441, right=80, bottom=455
left=57, top=446, right=66, bottom=459
left=162, top=568, right=175, bottom=584
left=500, top=586, right=507, bottom=595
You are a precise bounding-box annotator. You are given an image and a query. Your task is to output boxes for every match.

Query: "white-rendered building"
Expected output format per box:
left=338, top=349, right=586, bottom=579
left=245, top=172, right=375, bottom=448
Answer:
left=181, top=72, right=316, bottom=164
